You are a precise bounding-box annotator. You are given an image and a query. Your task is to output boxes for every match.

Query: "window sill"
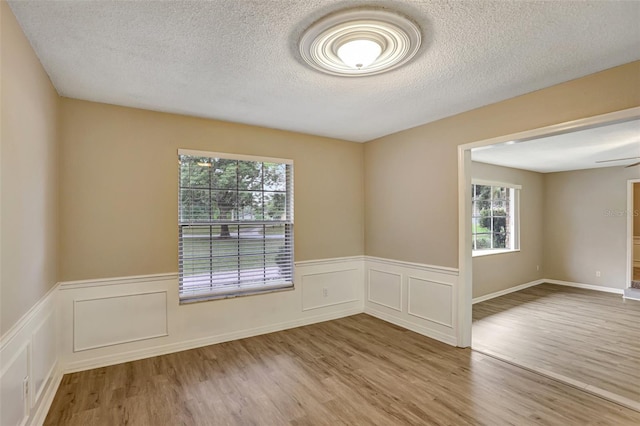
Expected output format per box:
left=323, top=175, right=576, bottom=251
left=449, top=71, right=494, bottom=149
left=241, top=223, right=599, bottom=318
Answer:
left=472, top=249, right=520, bottom=258
left=179, top=282, right=294, bottom=305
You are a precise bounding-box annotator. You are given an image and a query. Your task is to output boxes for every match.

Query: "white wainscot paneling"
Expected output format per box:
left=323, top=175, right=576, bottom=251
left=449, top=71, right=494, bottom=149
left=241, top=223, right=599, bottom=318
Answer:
left=364, top=257, right=458, bottom=346
left=74, top=291, right=168, bottom=352
left=31, top=311, right=57, bottom=405
left=408, top=277, right=453, bottom=328
left=301, top=268, right=360, bottom=311
left=368, top=269, right=402, bottom=311
left=0, top=285, right=59, bottom=426
left=0, top=344, right=29, bottom=426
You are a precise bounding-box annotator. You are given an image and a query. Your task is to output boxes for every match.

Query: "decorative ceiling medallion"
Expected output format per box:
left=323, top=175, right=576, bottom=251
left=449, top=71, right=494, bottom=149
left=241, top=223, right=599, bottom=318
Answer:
left=299, top=8, right=422, bottom=77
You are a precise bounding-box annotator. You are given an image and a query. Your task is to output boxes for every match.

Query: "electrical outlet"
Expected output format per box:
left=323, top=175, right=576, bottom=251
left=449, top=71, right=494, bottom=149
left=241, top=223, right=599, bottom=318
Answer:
left=596, top=271, right=601, bottom=277
left=322, top=288, right=328, bottom=297
left=536, top=265, right=540, bottom=271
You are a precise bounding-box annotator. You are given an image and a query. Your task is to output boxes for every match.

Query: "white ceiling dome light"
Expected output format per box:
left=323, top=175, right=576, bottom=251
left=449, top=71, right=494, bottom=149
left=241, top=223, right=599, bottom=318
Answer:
left=299, top=8, right=422, bottom=77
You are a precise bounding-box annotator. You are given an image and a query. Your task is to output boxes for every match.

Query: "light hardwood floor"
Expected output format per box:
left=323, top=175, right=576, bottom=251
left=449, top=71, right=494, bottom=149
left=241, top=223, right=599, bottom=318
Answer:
left=46, top=314, right=640, bottom=425
left=473, top=283, right=640, bottom=406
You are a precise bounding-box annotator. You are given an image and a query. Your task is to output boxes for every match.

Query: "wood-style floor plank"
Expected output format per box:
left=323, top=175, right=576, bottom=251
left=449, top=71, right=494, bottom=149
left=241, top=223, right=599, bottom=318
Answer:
left=473, top=283, right=640, bottom=404
left=46, top=314, right=640, bottom=425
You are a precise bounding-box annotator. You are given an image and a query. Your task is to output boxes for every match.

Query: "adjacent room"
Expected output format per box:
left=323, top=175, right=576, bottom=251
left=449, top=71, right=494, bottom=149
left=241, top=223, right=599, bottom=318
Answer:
left=1, top=1, right=640, bottom=425
left=468, top=120, right=640, bottom=408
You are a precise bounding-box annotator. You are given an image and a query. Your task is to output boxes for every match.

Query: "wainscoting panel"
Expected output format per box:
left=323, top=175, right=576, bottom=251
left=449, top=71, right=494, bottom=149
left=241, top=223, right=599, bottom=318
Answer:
left=0, top=285, right=60, bottom=426
left=0, top=343, right=29, bottom=426
left=368, top=269, right=402, bottom=311
left=301, top=268, right=360, bottom=311
left=59, top=259, right=364, bottom=373
left=11, top=255, right=460, bottom=423
left=73, top=291, right=168, bottom=352
left=31, top=311, right=57, bottom=405
left=364, top=257, right=458, bottom=346
left=407, top=277, right=453, bottom=327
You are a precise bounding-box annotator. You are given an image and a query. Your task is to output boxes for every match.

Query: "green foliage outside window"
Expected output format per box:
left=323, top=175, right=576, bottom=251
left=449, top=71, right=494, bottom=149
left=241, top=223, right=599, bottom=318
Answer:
left=472, top=184, right=511, bottom=251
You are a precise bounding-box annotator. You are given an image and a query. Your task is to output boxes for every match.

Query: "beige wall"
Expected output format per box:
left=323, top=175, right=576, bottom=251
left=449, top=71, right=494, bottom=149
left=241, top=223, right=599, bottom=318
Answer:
left=59, top=99, right=364, bottom=281
left=364, top=61, right=640, bottom=268
left=1, top=2, right=59, bottom=334
left=543, top=166, right=640, bottom=289
left=635, top=183, right=640, bottom=236
left=471, top=162, right=544, bottom=298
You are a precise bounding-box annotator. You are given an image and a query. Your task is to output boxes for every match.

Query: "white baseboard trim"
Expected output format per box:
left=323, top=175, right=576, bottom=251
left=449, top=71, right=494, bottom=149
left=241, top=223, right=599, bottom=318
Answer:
left=472, top=279, right=545, bottom=304
left=64, top=306, right=362, bottom=373
left=545, top=279, right=624, bottom=295
left=364, top=306, right=457, bottom=346
left=473, top=279, right=625, bottom=304
left=29, top=364, right=63, bottom=426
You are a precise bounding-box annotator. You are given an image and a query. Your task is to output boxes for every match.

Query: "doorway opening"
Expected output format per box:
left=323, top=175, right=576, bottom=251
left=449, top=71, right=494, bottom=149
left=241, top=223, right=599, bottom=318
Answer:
left=456, top=106, right=640, bottom=411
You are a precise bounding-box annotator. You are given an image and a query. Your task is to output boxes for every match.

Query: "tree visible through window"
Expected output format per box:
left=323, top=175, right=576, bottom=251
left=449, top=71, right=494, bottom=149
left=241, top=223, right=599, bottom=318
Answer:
left=178, top=150, right=293, bottom=302
left=472, top=183, right=517, bottom=252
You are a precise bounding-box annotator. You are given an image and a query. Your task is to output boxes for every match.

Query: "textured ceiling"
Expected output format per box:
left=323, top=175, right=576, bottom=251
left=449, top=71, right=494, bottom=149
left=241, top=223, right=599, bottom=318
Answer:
left=8, top=0, right=640, bottom=142
left=472, top=118, right=640, bottom=173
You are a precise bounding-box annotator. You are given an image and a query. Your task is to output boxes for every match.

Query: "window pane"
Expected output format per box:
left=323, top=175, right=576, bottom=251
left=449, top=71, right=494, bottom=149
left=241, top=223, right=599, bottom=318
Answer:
left=263, top=162, right=287, bottom=191
left=497, top=186, right=509, bottom=200
left=237, top=161, right=262, bottom=190
left=476, top=234, right=491, bottom=249
left=238, top=191, right=264, bottom=220
left=264, top=192, right=286, bottom=220
left=180, top=157, right=210, bottom=188
left=211, top=190, right=236, bottom=221
left=212, top=158, right=237, bottom=190
left=492, top=200, right=507, bottom=213
left=476, top=185, right=491, bottom=200
left=493, top=232, right=507, bottom=249
left=476, top=200, right=491, bottom=214
left=492, top=217, right=507, bottom=233
left=180, top=188, right=211, bottom=222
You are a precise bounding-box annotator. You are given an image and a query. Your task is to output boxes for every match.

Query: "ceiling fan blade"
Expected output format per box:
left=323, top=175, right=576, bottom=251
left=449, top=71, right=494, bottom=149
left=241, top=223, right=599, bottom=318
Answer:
left=625, top=161, right=640, bottom=168
left=595, top=156, right=640, bottom=164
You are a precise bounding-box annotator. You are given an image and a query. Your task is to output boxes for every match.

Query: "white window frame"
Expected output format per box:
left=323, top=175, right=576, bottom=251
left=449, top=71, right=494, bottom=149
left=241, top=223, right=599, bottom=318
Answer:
left=177, top=149, right=294, bottom=303
left=471, top=179, right=520, bottom=257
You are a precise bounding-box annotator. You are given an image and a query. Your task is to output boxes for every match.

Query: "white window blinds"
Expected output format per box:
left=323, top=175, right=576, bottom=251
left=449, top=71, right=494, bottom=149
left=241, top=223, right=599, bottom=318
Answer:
left=178, top=149, right=294, bottom=302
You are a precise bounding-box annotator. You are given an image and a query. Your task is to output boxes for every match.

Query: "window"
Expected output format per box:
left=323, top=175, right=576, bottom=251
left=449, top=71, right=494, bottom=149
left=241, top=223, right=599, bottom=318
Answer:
left=178, top=149, right=293, bottom=302
left=472, top=181, right=520, bottom=256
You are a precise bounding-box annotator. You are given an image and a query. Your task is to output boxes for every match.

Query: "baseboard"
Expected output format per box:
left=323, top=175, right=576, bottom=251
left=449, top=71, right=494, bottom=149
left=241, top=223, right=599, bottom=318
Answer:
left=544, top=279, right=624, bottom=295
left=29, top=364, right=63, bottom=426
left=364, top=306, right=457, bottom=346
left=64, top=306, right=362, bottom=373
left=472, top=279, right=545, bottom=304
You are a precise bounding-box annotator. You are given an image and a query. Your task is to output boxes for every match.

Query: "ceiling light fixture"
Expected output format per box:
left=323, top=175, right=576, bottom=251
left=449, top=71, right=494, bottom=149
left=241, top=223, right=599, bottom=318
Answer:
left=299, top=8, right=421, bottom=77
